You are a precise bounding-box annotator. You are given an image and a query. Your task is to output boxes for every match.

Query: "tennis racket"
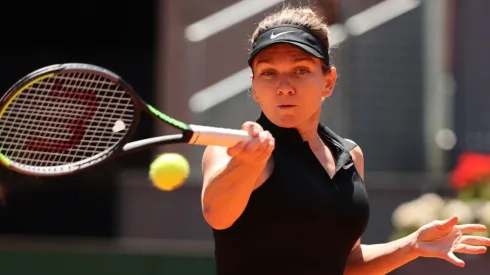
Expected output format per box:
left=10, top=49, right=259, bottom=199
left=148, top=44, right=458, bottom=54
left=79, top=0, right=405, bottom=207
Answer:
left=0, top=63, right=251, bottom=177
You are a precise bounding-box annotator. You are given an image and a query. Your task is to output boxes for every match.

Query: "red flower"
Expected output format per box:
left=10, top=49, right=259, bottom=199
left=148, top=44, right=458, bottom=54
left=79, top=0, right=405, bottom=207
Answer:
left=450, top=153, right=490, bottom=190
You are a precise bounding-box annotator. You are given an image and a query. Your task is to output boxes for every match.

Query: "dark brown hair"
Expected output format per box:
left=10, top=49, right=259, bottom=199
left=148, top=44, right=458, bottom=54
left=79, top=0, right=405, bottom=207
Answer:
left=250, top=6, right=332, bottom=72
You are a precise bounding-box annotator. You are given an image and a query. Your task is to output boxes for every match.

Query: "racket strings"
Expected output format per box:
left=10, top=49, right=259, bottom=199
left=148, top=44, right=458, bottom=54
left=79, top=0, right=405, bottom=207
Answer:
left=0, top=72, right=135, bottom=167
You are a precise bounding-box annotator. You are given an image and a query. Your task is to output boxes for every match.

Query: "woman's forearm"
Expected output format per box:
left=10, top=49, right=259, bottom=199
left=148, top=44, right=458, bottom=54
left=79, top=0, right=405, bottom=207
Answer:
left=344, top=233, right=419, bottom=275
left=202, top=158, right=265, bottom=230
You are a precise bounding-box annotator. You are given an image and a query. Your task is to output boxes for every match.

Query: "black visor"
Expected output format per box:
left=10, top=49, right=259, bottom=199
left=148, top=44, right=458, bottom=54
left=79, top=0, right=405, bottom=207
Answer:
left=248, top=24, right=329, bottom=67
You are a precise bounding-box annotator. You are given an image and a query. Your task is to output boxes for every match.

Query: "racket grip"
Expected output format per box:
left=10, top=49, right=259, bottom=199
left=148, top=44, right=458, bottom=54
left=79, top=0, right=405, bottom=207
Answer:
left=188, top=124, right=252, bottom=147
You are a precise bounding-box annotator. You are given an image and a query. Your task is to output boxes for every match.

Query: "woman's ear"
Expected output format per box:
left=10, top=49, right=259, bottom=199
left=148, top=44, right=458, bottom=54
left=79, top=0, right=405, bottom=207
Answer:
left=322, top=67, right=337, bottom=98
left=251, top=89, right=259, bottom=102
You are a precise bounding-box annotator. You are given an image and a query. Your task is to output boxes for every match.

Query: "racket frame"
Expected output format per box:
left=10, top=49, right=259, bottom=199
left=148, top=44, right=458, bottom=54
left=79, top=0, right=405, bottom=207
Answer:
left=0, top=63, right=250, bottom=177
left=0, top=63, right=145, bottom=176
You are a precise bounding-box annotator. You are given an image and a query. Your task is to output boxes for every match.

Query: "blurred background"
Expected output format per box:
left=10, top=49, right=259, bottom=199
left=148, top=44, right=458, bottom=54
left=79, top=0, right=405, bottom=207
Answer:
left=0, top=0, right=489, bottom=274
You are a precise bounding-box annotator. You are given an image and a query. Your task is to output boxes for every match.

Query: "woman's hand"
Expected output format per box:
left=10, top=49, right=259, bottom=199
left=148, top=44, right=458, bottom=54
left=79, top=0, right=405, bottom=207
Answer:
left=413, top=216, right=490, bottom=267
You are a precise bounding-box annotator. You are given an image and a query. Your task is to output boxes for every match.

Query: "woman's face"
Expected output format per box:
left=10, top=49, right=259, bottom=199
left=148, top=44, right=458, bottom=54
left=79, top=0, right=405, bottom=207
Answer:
left=251, top=44, right=337, bottom=128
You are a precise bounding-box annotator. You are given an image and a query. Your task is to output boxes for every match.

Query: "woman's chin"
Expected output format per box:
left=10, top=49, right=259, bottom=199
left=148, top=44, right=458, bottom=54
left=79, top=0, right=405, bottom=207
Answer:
left=270, top=114, right=301, bottom=128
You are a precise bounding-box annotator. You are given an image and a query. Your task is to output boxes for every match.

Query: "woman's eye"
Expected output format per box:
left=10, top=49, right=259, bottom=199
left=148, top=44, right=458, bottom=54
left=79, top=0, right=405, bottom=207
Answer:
left=261, top=71, right=275, bottom=76
left=296, top=68, right=310, bottom=75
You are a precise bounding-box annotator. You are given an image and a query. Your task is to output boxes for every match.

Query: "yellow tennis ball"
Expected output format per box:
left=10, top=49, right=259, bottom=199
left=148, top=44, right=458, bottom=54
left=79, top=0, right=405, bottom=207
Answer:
left=149, top=153, right=190, bottom=191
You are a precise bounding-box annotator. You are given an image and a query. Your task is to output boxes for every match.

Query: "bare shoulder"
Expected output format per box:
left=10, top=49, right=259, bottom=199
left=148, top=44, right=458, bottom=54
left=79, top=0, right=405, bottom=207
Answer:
left=344, top=139, right=363, bottom=160
left=344, top=138, right=364, bottom=180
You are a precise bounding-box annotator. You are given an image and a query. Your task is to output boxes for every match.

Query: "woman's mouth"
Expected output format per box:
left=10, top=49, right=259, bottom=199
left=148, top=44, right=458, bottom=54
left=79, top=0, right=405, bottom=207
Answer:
left=278, top=105, right=297, bottom=109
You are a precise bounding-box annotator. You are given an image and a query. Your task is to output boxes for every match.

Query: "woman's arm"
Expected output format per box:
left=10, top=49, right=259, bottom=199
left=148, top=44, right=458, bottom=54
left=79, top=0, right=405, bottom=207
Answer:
left=344, top=235, right=418, bottom=275
left=201, top=145, right=269, bottom=230
left=201, top=122, right=274, bottom=230
left=343, top=143, right=418, bottom=274
left=344, top=142, right=490, bottom=274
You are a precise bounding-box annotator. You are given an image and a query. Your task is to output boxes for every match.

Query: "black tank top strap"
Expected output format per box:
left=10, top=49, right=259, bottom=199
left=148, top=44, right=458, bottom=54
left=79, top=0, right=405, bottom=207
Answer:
left=318, top=122, right=355, bottom=175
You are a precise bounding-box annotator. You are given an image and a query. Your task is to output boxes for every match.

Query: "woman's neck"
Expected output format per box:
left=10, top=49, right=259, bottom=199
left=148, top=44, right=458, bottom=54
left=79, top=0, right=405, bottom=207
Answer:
left=296, top=110, right=323, bottom=149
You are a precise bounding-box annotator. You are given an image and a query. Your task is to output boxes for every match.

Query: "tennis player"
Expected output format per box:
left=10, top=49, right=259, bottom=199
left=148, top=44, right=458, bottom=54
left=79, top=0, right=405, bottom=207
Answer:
left=201, top=6, right=490, bottom=275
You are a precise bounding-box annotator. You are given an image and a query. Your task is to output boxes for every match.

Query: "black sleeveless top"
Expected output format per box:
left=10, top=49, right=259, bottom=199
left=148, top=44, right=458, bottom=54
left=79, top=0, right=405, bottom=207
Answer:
left=213, top=113, right=370, bottom=275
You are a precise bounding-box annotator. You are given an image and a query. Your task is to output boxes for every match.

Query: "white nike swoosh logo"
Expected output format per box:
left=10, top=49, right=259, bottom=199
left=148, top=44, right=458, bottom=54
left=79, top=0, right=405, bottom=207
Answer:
left=343, top=163, right=354, bottom=170
left=270, top=31, right=295, bottom=39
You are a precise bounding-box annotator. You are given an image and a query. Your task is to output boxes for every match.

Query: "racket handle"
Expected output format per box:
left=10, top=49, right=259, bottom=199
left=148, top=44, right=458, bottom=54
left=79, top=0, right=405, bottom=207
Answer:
left=188, top=125, right=252, bottom=147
